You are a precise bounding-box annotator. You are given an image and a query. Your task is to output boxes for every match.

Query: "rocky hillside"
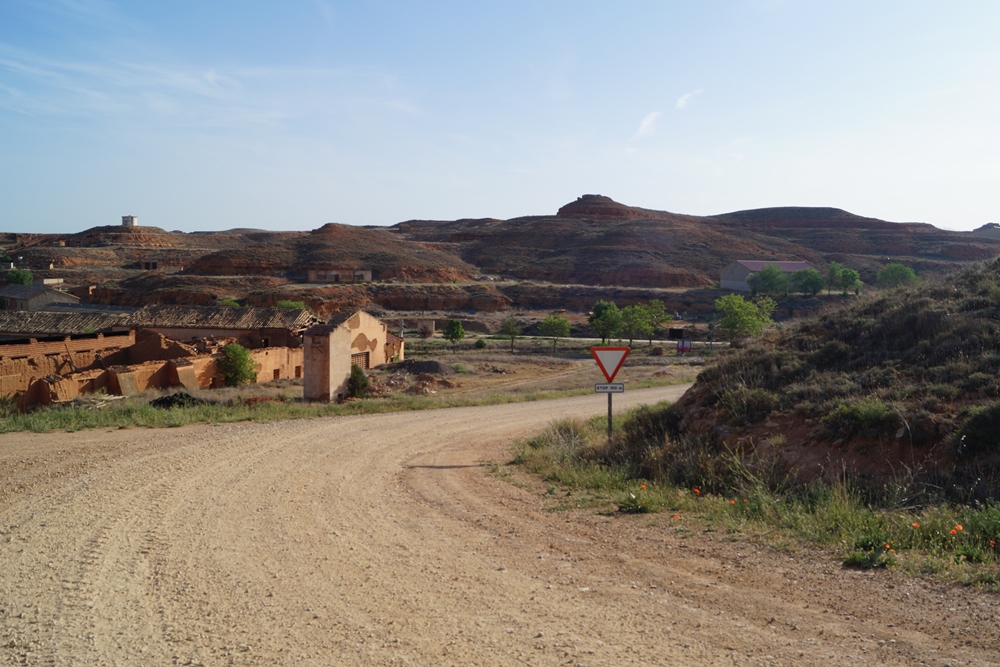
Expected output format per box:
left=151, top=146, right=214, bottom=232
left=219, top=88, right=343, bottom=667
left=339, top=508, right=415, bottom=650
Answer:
left=668, top=259, right=1000, bottom=497
left=390, top=195, right=1000, bottom=287
left=6, top=196, right=1000, bottom=313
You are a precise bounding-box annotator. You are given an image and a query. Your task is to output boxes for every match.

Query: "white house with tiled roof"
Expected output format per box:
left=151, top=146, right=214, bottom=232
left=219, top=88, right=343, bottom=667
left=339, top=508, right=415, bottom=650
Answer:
left=720, top=260, right=812, bottom=292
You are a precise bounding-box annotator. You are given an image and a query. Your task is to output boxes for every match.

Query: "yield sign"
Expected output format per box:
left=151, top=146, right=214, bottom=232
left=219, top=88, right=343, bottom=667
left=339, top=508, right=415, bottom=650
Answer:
left=590, top=347, right=630, bottom=382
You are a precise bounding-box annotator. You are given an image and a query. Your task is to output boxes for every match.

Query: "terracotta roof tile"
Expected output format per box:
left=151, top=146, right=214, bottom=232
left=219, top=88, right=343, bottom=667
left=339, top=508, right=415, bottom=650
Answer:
left=128, top=305, right=320, bottom=332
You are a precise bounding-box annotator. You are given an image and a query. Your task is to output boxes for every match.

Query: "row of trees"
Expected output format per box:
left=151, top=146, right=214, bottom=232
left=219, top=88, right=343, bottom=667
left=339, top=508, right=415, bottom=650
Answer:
left=588, top=300, right=673, bottom=345
left=747, top=261, right=918, bottom=296
left=441, top=300, right=673, bottom=352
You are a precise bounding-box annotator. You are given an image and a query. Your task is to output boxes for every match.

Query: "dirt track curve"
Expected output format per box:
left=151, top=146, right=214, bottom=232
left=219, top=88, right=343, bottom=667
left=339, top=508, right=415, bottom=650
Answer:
left=2, top=386, right=998, bottom=667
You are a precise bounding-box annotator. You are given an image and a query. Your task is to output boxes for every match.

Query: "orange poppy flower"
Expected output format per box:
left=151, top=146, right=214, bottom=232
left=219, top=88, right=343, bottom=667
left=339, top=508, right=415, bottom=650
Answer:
left=694, top=488, right=701, bottom=495
left=912, top=522, right=920, bottom=528
left=672, top=515, right=681, bottom=520
left=991, top=540, right=996, bottom=548
left=640, top=485, right=647, bottom=490
left=729, top=500, right=736, bottom=505
left=956, top=524, right=963, bottom=531
left=950, top=529, right=957, bottom=535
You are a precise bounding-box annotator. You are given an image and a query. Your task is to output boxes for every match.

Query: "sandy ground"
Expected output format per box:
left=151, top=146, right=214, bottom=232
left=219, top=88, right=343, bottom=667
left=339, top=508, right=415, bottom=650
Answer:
left=1, top=386, right=998, bottom=667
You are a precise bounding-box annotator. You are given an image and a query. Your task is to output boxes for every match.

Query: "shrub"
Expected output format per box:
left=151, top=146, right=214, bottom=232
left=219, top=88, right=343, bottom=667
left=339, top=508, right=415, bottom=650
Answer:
left=474, top=338, right=487, bottom=349
left=275, top=300, right=307, bottom=309
left=718, top=386, right=779, bottom=424
left=822, top=398, right=899, bottom=438
left=877, top=263, right=919, bottom=288
left=217, top=343, right=258, bottom=387
left=218, top=298, right=241, bottom=308
left=3, top=269, right=32, bottom=285
left=347, top=364, right=369, bottom=398
left=956, top=403, right=1000, bottom=458
left=714, top=294, right=776, bottom=339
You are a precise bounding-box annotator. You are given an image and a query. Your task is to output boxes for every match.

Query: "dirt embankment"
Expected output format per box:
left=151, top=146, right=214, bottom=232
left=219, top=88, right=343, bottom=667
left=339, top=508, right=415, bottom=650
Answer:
left=1, top=387, right=996, bottom=666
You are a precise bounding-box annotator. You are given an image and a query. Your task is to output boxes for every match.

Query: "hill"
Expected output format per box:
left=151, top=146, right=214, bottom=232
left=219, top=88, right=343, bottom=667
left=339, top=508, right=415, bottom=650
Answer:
left=390, top=195, right=1000, bottom=287
left=666, top=259, right=1000, bottom=500
left=4, top=196, right=1000, bottom=313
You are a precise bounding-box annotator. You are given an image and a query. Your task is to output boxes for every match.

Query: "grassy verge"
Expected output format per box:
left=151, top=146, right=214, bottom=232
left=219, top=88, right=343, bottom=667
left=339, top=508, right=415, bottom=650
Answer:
left=0, top=377, right=686, bottom=434
left=509, top=405, right=1000, bottom=591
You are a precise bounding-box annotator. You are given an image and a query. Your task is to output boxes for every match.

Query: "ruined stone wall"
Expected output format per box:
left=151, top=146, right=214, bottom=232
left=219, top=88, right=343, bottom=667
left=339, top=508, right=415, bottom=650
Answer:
left=249, top=347, right=303, bottom=384
left=0, top=330, right=135, bottom=398
left=137, top=327, right=298, bottom=348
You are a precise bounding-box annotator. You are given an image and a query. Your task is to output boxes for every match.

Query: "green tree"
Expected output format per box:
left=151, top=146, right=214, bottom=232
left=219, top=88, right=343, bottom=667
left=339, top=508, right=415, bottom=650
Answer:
left=538, top=314, right=571, bottom=353
left=826, top=261, right=845, bottom=295
left=216, top=343, right=258, bottom=387
left=839, top=268, right=861, bottom=295
left=347, top=363, right=369, bottom=398
left=3, top=269, right=32, bottom=286
left=619, top=305, right=653, bottom=346
left=499, top=316, right=522, bottom=353
left=790, top=268, right=825, bottom=296
left=275, top=300, right=306, bottom=309
left=588, top=300, right=622, bottom=344
left=876, top=262, right=918, bottom=288
left=746, top=265, right=789, bottom=295
left=644, top=300, right=672, bottom=344
left=714, top=294, right=776, bottom=340
left=444, top=319, right=465, bottom=352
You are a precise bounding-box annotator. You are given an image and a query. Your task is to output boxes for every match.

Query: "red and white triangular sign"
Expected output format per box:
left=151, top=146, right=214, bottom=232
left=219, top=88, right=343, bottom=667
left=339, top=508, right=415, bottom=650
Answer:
left=590, top=347, right=630, bottom=382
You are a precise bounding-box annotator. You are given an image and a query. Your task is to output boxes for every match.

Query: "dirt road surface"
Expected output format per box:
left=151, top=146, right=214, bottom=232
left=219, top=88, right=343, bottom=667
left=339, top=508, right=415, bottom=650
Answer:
left=2, top=386, right=998, bottom=666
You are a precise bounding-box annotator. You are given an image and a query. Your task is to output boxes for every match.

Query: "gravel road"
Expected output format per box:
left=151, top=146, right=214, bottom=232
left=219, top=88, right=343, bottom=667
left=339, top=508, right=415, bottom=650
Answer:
left=1, top=386, right=998, bottom=666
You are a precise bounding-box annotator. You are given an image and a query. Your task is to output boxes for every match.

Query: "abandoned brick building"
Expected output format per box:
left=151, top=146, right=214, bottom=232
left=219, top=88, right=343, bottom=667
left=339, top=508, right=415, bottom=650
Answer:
left=304, top=310, right=404, bottom=402
left=1, top=305, right=401, bottom=410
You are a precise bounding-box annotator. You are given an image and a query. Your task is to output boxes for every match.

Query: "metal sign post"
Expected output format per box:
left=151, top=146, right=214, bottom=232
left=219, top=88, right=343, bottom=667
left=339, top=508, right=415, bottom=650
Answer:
left=590, top=347, right=630, bottom=440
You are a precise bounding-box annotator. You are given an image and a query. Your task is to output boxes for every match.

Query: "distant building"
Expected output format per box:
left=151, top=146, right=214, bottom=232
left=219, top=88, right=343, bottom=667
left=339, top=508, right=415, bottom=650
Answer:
left=720, top=260, right=812, bottom=292
left=122, top=215, right=138, bottom=227
left=0, top=285, right=81, bottom=311
left=307, top=268, right=372, bottom=284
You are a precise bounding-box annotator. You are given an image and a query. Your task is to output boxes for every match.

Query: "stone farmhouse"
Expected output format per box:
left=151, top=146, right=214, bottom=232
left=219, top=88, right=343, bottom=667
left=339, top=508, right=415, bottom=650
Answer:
left=304, top=310, right=405, bottom=402
left=0, top=284, right=81, bottom=311
left=720, top=260, right=812, bottom=292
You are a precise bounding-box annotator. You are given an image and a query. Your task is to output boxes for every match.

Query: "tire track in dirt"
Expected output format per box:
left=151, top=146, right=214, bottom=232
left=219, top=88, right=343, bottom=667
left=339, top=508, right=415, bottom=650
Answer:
left=1, top=387, right=998, bottom=667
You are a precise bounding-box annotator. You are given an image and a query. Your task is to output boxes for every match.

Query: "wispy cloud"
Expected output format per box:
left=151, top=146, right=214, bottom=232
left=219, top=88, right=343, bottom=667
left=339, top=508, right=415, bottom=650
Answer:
left=0, top=42, right=419, bottom=128
left=675, top=88, right=703, bottom=109
left=630, top=111, right=661, bottom=140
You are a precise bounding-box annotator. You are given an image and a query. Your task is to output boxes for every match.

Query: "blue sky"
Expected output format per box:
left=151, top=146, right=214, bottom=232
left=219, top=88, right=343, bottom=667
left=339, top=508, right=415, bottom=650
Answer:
left=1, top=1, right=998, bottom=233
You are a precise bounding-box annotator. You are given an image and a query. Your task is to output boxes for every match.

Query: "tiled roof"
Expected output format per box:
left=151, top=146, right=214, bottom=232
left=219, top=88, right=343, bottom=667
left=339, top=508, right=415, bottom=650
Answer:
left=128, top=305, right=320, bottom=332
left=736, top=260, right=812, bottom=272
left=0, top=284, right=74, bottom=300
left=0, top=310, right=130, bottom=335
